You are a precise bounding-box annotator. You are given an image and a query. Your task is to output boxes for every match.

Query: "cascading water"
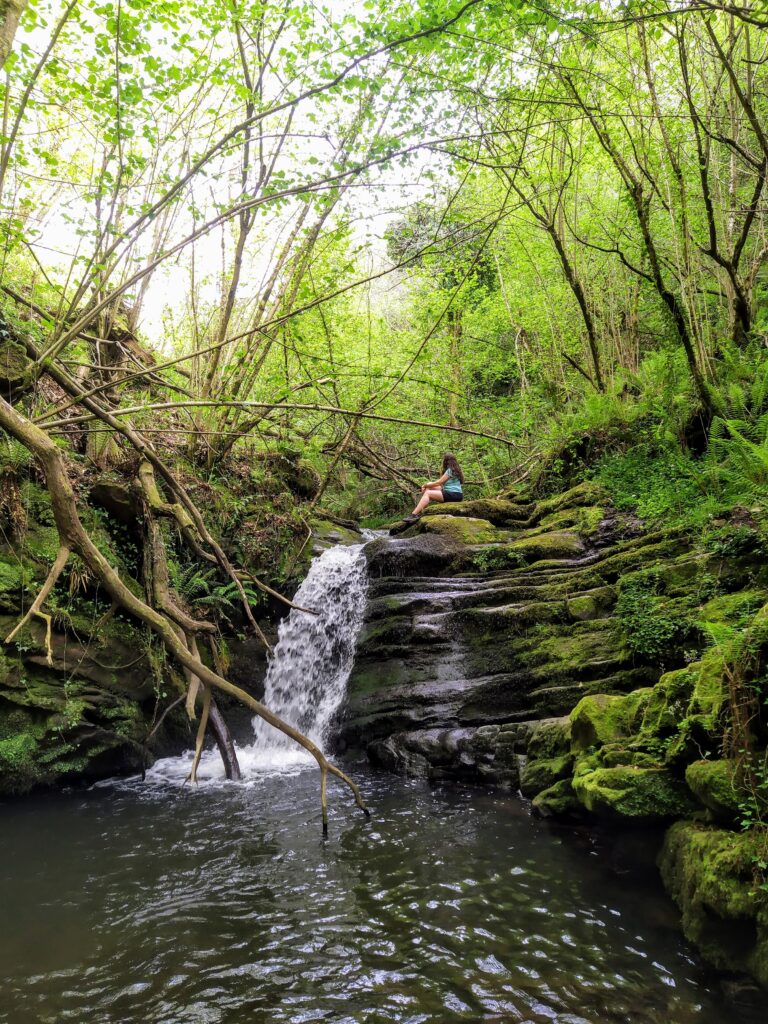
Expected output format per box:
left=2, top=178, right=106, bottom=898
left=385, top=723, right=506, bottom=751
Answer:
left=137, top=536, right=371, bottom=785
left=242, top=537, right=371, bottom=771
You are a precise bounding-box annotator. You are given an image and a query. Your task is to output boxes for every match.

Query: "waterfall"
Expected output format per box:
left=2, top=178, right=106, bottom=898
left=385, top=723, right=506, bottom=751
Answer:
left=238, top=537, right=371, bottom=772
left=135, top=537, right=370, bottom=786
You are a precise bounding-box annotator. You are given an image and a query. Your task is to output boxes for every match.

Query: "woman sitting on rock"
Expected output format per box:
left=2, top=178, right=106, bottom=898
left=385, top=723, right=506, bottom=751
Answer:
left=403, top=453, right=464, bottom=524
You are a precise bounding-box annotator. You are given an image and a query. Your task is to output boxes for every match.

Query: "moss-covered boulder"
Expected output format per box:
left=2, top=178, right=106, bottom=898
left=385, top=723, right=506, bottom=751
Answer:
left=521, top=753, right=573, bottom=797
left=311, top=518, right=363, bottom=553
left=532, top=481, right=607, bottom=518
left=520, top=716, right=574, bottom=797
left=416, top=514, right=504, bottom=546
left=424, top=497, right=532, bottom=527
left=660, top=821, right=768, bottom=987
left=566, top=586, right=615, bottom=621
left=572, top=762, right=696, bottom=821
left=685, top=759, right=743, bottom=823
left=528, top=716, right=571, bottom=759
left=570, top=690, right=651, bottom=752
left=532, top=777, right=580, bottom=816
left=0, top=334, right=33, bottom=391
left=508, top=531, right=586, bottom=563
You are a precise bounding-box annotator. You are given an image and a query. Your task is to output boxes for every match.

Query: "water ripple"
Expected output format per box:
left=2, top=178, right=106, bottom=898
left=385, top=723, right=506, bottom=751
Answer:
left=0, top=769, right=764, bottom=1024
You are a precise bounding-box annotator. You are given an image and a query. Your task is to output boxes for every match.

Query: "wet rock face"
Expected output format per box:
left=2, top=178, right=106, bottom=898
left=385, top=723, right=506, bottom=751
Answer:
left=342, top=485, right=675, bottom=781
left=342, top=483, right=766, bottom=816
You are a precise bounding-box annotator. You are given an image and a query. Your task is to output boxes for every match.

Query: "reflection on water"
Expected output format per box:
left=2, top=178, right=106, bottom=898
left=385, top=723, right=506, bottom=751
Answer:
left=0, top=766, right=762, bottom=1024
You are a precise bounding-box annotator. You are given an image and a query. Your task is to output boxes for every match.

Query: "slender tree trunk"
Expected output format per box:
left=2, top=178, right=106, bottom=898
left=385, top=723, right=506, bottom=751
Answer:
left=0, top=0, right=28, bottom=70
left=447, top=310, right=462, bottom=427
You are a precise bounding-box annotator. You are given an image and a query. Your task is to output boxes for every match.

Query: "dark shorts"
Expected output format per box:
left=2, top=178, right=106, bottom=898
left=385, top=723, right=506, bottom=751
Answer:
left=442, top=489, right=462, bottom=502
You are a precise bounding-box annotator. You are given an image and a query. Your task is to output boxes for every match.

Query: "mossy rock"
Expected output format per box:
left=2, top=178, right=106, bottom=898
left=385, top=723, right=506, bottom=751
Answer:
left=520, top=753, right=573, bottom=798
left=0, top=670, right=150, bottom=795
left=532, top=482, right=607, bottom=520
left=416, top=514, right=504, bottom=546
left=507, top=531, right=586, bottom=563
left=259, top=451, right=321, bottom=500
left=538, top=505, right=605, bottom=537
left=0, top=336, right=33, bottom=390
left=659, top=821, right=768, bottom=987
left=572, top=763, right=696, bottom=821
left=638, top=667, right=695, bottom=740
left=424, top=497, right=531, bottom=526
left=570, top=690, right=651, bottom=753
left=527, top=716, right=571, bottom=759
left=89, top=475, right=139, bottom=524
left=698, top=590, right=767, bottom=627
left=532, top=777, right=580, bottom=816
left=566, top=586, right=615, bottom=621
left=0, top=556, right=32, bottom=612
left=685, top=759, right=743, bottom=823
left=311, top=518, right=363, bottom=551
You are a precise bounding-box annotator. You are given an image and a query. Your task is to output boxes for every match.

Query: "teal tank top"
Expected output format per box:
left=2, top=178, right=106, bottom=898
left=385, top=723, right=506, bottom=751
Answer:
left=443, top=467, right=462, bottom=494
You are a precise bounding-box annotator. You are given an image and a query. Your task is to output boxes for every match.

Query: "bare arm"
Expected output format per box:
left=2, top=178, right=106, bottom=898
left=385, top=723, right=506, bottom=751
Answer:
left=422, top=472, right=449, bottom=489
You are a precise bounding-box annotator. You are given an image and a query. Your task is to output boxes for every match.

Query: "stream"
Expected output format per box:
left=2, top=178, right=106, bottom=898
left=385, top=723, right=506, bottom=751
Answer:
left=0, top=540, right=764, bottom=1023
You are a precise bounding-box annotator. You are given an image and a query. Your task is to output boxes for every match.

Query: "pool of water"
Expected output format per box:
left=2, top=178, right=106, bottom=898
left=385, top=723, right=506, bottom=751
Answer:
left=0, top=761, right=763, bottom=1024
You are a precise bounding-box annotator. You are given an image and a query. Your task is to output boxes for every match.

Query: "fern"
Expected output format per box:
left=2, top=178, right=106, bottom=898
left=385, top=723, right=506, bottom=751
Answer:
left=0, top=433, right=32, bottom=473
left=708, top=416, right=768, bottom=495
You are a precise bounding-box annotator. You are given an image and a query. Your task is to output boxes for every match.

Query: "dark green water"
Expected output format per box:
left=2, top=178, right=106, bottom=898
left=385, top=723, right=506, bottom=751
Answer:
left=0, top=764, right=763, bottom=1024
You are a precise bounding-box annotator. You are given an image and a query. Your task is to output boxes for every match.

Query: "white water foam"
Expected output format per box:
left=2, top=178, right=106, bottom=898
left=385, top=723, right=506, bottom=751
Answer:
left=131, top=537, right=371, bottom=787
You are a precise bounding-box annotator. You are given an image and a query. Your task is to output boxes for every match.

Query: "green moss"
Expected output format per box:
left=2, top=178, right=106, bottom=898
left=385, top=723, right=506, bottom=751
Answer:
left=417, top=514, right=505, bottom=546
left=23, top=524, right=61, bottom=563
left=685, top=760, right=742, bottom=822
left=570, top=690, right=652, bottom=752
left=532, top=777, right=580, bottom=816
left=521, top=754, right=573, bottom=798
left=659, top=821, right=768, bottom=987
left=638, top=667, right=695, bottom=740
left=566, top=586, right=615, bottom=621
left=508, top=531, right=586, bottom=563
left=572, top=763, right=696, bottom=821
left=424, top=497, right=532, bottom=527
left=527, top=716, right=571, bottom=759
left=685, top=651, right=729, bottom=734
left=698, top=589, right=766, bottom=628
left=538, top=505, right=605, bottom=536
left=311, top=518, right=362, bottom=548
left=533, top=481, right=607, bottom=519
left=0, top=336, right=33, bottom=387
left=0, top=556, right=29, bottom=611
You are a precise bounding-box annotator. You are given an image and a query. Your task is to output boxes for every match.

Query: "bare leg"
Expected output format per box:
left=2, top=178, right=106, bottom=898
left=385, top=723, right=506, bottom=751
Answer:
left=411, top=488, right=444, bottom=516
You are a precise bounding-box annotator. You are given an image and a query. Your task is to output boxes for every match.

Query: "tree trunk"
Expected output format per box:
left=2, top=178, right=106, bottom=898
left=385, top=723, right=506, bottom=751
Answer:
left=0, top=0, right=28, bottom=70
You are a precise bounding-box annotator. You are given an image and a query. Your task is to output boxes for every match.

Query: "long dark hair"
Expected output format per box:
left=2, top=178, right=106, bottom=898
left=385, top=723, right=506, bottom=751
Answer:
left=442, top=452, right=464, bottom=484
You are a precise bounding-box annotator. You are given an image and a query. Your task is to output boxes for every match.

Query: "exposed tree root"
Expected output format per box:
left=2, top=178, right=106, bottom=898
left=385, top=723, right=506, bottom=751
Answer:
left=0, top=395, right=369, bottom=828
left=5, top=543, right=70, bottom=665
